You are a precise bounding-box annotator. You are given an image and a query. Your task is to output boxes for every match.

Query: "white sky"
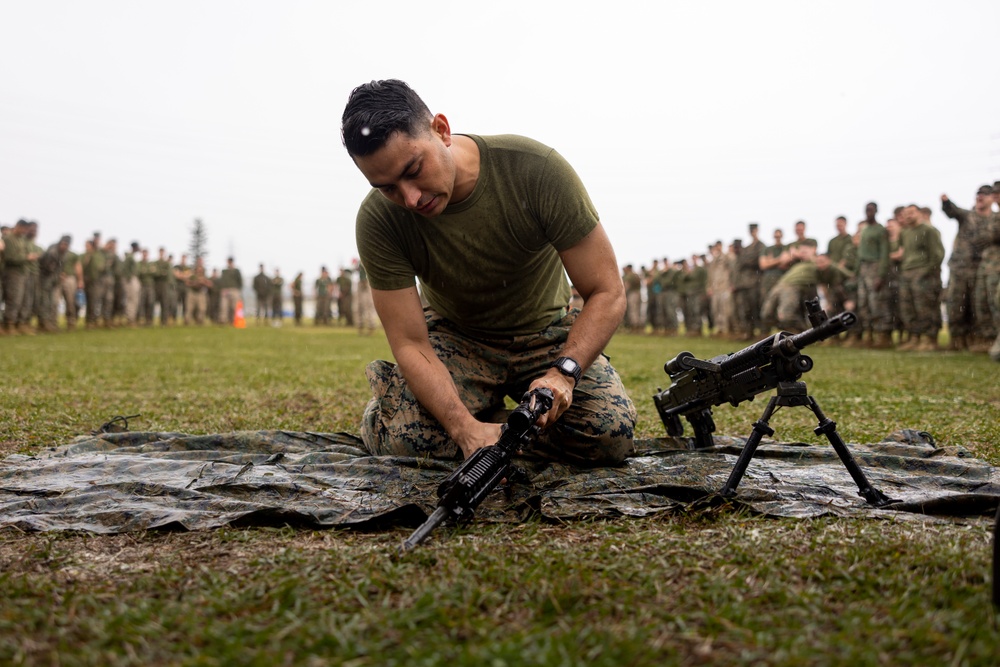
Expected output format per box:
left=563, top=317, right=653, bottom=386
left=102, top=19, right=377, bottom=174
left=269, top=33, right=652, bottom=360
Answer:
left=2, top=0, right=998, bottom=278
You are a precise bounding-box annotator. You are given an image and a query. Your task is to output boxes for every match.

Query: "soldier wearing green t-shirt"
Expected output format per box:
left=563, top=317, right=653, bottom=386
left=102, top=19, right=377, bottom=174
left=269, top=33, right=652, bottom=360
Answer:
left=896, top=205, right=945, bottom=351
left=336, top=268, right=354, bottom=327
left=342, top=79, right=636, bottom=466
left=824, top=216, right=852, bottom=316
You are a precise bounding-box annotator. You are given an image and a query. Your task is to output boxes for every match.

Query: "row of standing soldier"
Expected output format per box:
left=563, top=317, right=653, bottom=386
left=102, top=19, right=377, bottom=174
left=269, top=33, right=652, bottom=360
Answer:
left=0, top=227, right=378, bottom=334
left=621, top=183, right=1000, bottom=360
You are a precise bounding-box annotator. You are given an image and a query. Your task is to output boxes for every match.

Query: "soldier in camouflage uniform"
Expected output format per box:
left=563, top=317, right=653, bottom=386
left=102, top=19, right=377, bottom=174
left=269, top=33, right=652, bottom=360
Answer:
left=973, top=185, right=1000, bottom=352
left=622, top=264, right=642, bottom=332
left=343, top=79, right=635, bottom=465
left=677, top=259, right=697, bottom=336
left=291, top=271, right=304, bottom=325
left=337, top=268, right=354, bottom=326
left=99, top=239, right=119, bottom=328
left=758, top=228, right=787, bottom=320
left=314, top=267, right=333, bottom=326
left=81, top=238, right=105, bottom=328
left=218, top=257, right=243, bottom=325
left=706, top=241, right=733, bottom=337
left=656, top=259, right=680, bottom=335
left=137, top=249, right=156, bottom=325
left=732, top=223, right=765, bottom=340
left=271, top=269, right=284, bottom=324
left=941, top=186, right=993, bottom=351
left=855, top=206, right=892, bottom=348
left=57, top=236, right=81, bottom=330
left=252, top=264, right=272, bottom=323
left=17, top=221, right=43, bottom=333
left=896, top=205, right=945, bottom=351
left=643, top=260, right=661, bottom=332
left=990, top=182, right=1000, bottom=361
left=824, top=216, right=852, bottom=316
left=886, top=216, right=903, bottom=340
left=2, top=220, right=40, bottom=335
left=120, top=242, right=141, bottom=326
left=37, top=235, right=70, bottom=332
left=761, top=247, right=845, bottom=333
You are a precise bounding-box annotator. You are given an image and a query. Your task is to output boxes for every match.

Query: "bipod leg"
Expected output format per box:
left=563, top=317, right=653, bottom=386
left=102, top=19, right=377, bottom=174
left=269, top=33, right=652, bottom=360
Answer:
left=720, top=396, right=779, bottom=497
left=806, top=396, right=896, bottom=507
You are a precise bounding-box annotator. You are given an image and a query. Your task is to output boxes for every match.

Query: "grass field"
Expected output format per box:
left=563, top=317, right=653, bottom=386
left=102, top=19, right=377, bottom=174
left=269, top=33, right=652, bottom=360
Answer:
left=1, top=324, right=998, bottom=665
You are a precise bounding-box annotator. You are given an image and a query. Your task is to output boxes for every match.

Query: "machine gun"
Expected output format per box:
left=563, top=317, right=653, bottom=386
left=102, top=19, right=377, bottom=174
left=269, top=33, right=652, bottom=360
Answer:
left=653, top=299, right=895, bottom=507
left=401, top=388, right=553, bottom=551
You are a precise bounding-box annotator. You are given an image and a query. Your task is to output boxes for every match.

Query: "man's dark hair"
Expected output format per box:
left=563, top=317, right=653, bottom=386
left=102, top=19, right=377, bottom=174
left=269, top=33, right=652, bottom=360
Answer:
left=341, top=79, right=433, bottom=157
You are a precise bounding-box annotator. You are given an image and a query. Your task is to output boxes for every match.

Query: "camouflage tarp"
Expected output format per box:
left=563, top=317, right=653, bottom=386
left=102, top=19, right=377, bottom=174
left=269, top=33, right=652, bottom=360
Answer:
left=0, top=429, right=998, bottom=533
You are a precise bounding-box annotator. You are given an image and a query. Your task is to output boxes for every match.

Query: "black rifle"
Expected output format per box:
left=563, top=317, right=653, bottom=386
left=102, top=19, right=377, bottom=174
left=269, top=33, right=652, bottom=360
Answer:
left=401, top=388, right=554, bottom=551
left=653, top=299, right=895, bottom=507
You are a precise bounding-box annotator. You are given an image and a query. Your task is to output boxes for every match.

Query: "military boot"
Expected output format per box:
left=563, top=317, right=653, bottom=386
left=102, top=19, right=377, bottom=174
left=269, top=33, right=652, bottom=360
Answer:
left=897, top=334, right=919, bottom=351
left=968, top=336, right=993, bottom=353
left=914, top=335, right=939, bottom=352
left=871, top=332, right=893, bottom=349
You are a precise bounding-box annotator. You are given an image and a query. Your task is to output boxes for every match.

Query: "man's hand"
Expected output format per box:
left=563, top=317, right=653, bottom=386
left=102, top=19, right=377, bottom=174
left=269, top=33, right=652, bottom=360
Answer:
left=527, top=368, right=575, bottom=430
left=453, top=420, right=503, bottom=459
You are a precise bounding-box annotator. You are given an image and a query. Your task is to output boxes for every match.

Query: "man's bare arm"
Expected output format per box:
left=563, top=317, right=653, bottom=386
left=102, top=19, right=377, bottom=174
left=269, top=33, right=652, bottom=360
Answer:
left=371, top=286, right=501, bottom=458
left=528, top=223, right=625, bottom=429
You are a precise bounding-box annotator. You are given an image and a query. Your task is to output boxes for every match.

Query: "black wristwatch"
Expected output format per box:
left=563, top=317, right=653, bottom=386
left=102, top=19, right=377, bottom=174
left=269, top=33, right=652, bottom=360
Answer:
left=550, top=356, right=583, bottom=386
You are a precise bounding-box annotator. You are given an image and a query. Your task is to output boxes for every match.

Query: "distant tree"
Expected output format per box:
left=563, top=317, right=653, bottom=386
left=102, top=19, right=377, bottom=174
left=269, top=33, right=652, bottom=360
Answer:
left=189, top=218, right=208, bottom=262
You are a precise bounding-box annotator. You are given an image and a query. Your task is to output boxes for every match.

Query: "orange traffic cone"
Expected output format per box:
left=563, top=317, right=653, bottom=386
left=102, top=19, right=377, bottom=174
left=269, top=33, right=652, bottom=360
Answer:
left=234, top=300, right=246, bottom=329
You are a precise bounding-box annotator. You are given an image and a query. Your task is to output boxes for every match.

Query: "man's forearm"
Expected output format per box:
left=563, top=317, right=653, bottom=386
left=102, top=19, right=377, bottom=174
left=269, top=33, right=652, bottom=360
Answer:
left=560, top=287, right=625, bottom=370
left=394, top=341, right=476, bottom=440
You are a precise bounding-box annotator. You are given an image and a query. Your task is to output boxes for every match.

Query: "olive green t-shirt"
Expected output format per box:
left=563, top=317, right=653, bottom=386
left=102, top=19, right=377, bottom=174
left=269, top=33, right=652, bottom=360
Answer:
left=356, top=134, right=598, bottom=337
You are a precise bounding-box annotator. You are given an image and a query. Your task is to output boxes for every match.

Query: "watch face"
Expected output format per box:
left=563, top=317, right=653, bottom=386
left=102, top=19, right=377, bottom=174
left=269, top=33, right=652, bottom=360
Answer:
left=560, top=358, right=579, bottom=374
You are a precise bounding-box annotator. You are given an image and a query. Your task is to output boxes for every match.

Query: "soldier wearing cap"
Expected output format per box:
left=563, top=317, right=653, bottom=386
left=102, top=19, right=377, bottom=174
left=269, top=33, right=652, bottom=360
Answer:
left=942, top=185, right=994, bottom=351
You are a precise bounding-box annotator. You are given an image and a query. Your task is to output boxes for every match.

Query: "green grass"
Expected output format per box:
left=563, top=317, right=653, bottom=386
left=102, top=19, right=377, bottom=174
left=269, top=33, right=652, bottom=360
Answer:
left=1, top=325, right=998, bottom=666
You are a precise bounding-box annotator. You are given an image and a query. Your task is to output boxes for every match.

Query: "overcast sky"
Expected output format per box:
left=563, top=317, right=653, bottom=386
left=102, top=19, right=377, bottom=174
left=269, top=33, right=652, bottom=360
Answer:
left=2, top=0, right=997, bottom=280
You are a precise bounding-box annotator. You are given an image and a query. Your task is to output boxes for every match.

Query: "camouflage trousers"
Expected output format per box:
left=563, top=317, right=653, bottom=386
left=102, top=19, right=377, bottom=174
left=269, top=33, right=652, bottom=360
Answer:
left=680, top=293, right=701, bottom=334
left=761, top=283, right=809, bottom=332
left=360, top=309, right=637, bottom=467
left=710, top=290, right=733, bottom=334
left=856, top=263, right=892, bottom=334
left=59, top=275, right=78, bottom=327
left=946, top=266, right=978, bottom=339
left=37, top=274, right=60, bottom=328
left=624, top=290, right=642, bottom=330
left=660, top=291, right=679, bottom=330
left=974, top=249, right=999, bottom=338
left=899, top=268, right=942, bottom=336
left=2, top=267, right=26, bottom=327
left=991, top=285, right=1000, bottom=362
left=732, top=286, right=761, bottom=337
